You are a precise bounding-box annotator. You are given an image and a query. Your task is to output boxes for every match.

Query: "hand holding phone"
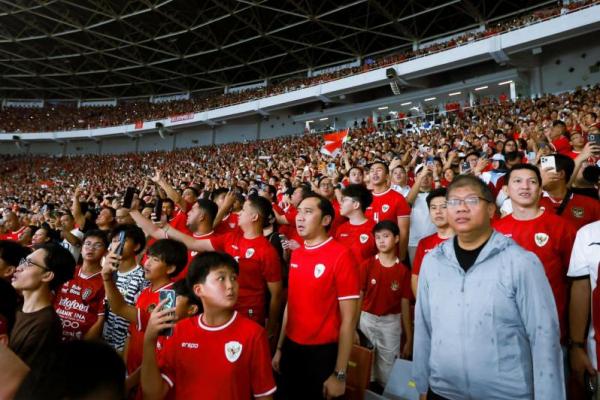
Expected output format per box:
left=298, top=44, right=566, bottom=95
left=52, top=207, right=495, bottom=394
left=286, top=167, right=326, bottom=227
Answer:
left=123, top=187, right=136, bottom=209
left=158, top=289, right=177, bottom=336
left=540, top=155, right=556, bottom=171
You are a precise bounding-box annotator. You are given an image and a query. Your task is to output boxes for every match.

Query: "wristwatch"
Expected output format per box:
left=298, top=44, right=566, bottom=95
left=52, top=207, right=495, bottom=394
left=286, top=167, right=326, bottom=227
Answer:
left=333, top=370, right=346, bottom=382
left=568, top=339, right=586, bottom=349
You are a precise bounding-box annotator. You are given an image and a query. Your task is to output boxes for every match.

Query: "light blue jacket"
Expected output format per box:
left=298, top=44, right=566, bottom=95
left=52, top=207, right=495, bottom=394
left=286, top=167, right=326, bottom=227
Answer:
left=413, top=231, right=565, bottom=400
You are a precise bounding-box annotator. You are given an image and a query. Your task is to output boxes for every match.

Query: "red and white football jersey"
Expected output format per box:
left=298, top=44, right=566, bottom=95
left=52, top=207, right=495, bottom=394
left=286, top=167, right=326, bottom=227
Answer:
left=567, top=221, right=600, bottom=368
left=0, top=226, right=26, bottom=241
left=286, top=238, right=360, bottom=345
left=412, top=233, right=449, bottom=276
left=173, top=231, right=216, bottom=282
left=158, top=312, right=276, bottom=399
left=210, top=231, right=281, bottom=324
left=214, top=213, right=239, bottom=236
left=494, top=209, right=577, bottom=341
left=335, top=219, right=377, bottom=265
left=126, top=282, right=175, bottom=374
left=365, top=188, right=410, bottom=223
left=53, top=267, right=105, bottom=341
left=539, top=192, right=600, bottom=231
left=360, top=256, right=412, bottom=316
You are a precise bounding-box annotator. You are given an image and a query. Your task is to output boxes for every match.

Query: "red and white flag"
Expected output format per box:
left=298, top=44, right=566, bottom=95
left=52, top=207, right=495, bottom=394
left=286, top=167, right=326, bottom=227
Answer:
left=320, top=128, right=350, bottom=157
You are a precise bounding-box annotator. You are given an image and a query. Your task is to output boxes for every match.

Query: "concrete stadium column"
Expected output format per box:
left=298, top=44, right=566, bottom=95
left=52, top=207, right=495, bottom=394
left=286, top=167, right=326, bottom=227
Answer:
left=256, top=116, right=262, bottom=140
left=469, top=91, right=476, bottom=108
left=134, top=136, right=140, bottom=153
left=172, top=132, right=177, bottom=151
left=530, top=66, right=544, bottom=98
left=98, top=140, right=103, bottom=155
left=509, top=81, right=517, bottom=101
left=211, top=126, right=216, bottom=145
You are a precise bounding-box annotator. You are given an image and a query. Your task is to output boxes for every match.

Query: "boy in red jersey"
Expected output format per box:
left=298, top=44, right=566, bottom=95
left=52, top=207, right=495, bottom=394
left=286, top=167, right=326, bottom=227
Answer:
left=141, top=252, right=276, bottom=400
left=494, top=164, right=577, bottom=344
left=54, top=230, right=108, bottom=341
left=411, top=188, right=454, bottom=296
left=130, top=195, right=282, bottom=337
left=335, top=184, right=376, bottom=264
left=358, top=220, right=413, bottom=387
left=272, top=194, right=359, bottom=400
left=365, top=161, right=410, bottom=260
left=101, top=238, right=188, bottom=390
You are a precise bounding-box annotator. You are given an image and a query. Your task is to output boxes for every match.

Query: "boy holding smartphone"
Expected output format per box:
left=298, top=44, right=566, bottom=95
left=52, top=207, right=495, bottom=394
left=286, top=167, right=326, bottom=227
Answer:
left=141, top=252, right=276, bottom=400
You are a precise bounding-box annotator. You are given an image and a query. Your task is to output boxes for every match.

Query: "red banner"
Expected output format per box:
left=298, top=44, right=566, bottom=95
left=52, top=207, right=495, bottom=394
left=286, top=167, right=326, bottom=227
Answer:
left=134, top=120, right=143, bottom=129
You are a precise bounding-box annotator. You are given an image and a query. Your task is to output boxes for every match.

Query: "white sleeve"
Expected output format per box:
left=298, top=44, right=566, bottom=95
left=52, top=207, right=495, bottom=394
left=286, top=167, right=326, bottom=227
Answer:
left=567, top=228, right=590, bottom=278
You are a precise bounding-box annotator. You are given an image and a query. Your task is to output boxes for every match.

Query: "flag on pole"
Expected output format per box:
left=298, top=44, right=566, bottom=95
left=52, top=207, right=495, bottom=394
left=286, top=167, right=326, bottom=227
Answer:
left=320, top=128, right=350, bottom=157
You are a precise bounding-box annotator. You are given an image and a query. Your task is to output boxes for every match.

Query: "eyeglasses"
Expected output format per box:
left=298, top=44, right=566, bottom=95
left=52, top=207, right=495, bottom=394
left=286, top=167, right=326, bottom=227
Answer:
left=446, top=196, right=489, bottom=208
left=18, top=257, right=50, bottom=271
left=83, top=242, right=105, bottom=249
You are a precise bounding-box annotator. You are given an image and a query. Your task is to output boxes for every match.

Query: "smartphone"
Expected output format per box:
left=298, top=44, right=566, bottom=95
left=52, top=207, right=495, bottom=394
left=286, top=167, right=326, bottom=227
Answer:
left=153, top=198, right=163, bottom=222
left=426, top=157, right=434, bottom=167
left=589, top=133, right=600, bottom=145
left=159, top=289, right=177, bottom=336
left=540, top=155, right=556, bottom=171
left=327, top=163, right=336, bottom=173
left=123, top=187, right=136, bottom=209
left=462, top=161, right=470, bottom=171
left=111, top=231, right=127, bottom=280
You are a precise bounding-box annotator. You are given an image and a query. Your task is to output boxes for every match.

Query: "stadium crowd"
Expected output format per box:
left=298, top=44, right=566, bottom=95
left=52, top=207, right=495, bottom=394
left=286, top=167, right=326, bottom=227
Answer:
left=1, top=0, right=598, bottom=134
left=0, top=80, right=599, bottom=399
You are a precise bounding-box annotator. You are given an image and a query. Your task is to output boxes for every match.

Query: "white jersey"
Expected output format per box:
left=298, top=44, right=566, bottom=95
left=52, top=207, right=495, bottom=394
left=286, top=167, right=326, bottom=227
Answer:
left=567, top=221, right=600, bottom=368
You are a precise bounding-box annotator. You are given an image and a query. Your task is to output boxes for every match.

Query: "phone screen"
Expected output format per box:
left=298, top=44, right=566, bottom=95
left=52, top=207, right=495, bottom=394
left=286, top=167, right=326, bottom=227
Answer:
left=158, top=289, right=176, bottom=336
left=123, top=187, right=136, bottom=209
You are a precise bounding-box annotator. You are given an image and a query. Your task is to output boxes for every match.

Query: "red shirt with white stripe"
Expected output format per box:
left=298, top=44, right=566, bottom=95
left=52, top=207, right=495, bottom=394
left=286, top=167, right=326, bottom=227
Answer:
left=360, top=256, right=412, bottom=316
left=158, top=312, right=276, bottom=399
left=53, top=267, right=105, bottom=341
left=173, top=231, right=216, bottom=282
left=0, top=226, right=26, bottom=241
left=335, top=219, right=377, bottom=265
left=210, top=231, right=281, bottom=324
left=214, top=213, right=239, bottom=235
left=286, top=238, right=360, bottom=345
left=412, top=233, right=449, bottom=276
left=366, top=187, right=410, bottom=223
left=126, top=282, right=174, bottom=374
left=493, top=209, right=577, bottom=341
left=539, top=192, right=600, bottom=231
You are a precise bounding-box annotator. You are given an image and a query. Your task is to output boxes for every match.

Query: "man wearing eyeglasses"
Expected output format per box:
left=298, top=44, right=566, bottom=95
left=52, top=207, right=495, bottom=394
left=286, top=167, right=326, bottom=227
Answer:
left=413, top=175, right=564, bottom=400
left=9, top=243, right=75, bottom=367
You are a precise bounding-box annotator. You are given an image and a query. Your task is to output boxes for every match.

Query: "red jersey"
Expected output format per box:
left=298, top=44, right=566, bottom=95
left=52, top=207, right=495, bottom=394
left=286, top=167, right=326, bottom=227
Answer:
left=287, top=238, right=360, bottom=345
left=366, top=188, right=410, bottom=223
left=0, top=226, right=26, bottom=241
left=540, top=192, right=600, bottom=231
left=335, top=219, right=377, bottom=265
left=173, top=231, right=216, bottom=282
left=53, top=268, right=105, bottom=341
left=329, top=198, right=348, bottom=236
left=360, top=256, right=412, bottom=316
left=210, top=231, right=281, bottom=324
left=158, top=312, right=276, bottom=399
left=493, top=209, right=576, bottom=341
left=551, top=136, right=572, bottom=155
left=126, top=282, right=174, bottom=374
left=143, top=210, right=192, bottom=266
left=214, top=213, right=239, bottom=235
left=412, top=233, right=448, bottom=276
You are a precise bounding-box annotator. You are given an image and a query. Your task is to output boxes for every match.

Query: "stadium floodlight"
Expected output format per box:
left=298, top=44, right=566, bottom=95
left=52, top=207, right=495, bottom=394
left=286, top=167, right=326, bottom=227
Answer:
left=474, top=86, right=488, bottom=91
left=306, top=120, right=314, bottom=123
left=319, top=117, right=329, bottom=121
left=401, top=102, right=412, bottom=106
left=449, top=91, right=461, bottom=96
left=378, top=106, right=388, bottom=110
left=424, top=97, right=436, bottom=102
left=498, top=80, right=513, bottom=86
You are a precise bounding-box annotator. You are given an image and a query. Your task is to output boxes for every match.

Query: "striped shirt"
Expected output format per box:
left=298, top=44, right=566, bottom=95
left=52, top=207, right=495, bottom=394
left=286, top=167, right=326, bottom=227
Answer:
left=102, top=265, right=147, bottom=352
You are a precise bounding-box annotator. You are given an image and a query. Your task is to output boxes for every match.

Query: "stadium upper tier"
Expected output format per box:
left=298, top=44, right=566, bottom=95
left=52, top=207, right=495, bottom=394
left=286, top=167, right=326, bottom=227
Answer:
left=0, top=0, right=599, bottom=138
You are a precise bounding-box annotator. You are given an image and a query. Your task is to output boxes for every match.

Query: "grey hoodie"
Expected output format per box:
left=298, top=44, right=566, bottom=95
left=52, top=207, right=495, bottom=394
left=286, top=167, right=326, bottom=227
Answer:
left=413, top=231, right=565, bottom=400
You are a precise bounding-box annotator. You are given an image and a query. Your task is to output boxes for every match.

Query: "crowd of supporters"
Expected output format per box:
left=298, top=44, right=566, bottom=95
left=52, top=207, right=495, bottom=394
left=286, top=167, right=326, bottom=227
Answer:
left=0, top=80, right=599, bottom=399
left=1, top=0, right=598, bottom=134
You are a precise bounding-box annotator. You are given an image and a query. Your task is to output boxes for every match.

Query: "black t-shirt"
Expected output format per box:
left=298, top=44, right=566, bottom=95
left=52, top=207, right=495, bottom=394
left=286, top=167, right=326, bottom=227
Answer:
left=453, top=235, right=490, bottom=273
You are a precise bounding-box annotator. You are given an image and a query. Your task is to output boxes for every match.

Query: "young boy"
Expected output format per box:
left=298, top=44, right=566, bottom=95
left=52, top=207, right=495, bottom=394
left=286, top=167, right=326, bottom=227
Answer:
left=102, top=224, right=147, bottom=353
left=54, top=230, right=108, bottom=341
left=101, top=238, right=188, bottom=382
left=358, top=221, right=413, bottom=387
left=141, top=252, right=276, bottom=400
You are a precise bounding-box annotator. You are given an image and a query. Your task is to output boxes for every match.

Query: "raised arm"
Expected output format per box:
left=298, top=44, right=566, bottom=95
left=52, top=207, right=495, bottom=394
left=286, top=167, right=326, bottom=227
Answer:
left=151, top=169, right=185, bottom=211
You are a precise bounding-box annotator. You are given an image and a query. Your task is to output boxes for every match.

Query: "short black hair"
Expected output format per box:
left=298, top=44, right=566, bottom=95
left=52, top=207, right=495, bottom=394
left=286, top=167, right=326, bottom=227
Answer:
left=372, top=220, right=400, bottom=236
left=211, top=188, right=229, bottom=200
left=369, top=160, right=389, bottom=175
left=426, top=188, right=447, bottom=208
left=507, top=164, right=542, bottom=185
left=347, top=166, right=364, bottom=177
left=247, top=195, right=273, bottom=228
left=103, top=206, right=117, bottom=219
left=553, top=153, right=575, bottom=182
left=504, top=151, right=522, bottom=163
left=39, top=242, right=76, bottom=291
left=14, top=340, right=126, bottom=400
left=162, top=198, right=175, bottom=207
left=187, top=252, right=239, bottom=287
left=0, top=240, right=31, bottom=267
left=447, top=175, right=494, bottom=203
left=108, top=224, right=146, bottom=255
left=173, top=279, right=203, bottom=313
left=196, top=199, right=218, bottom=224
left=146, top=239, right=188, bottom=278
left=82, top=230, right=109, bottom=249
left=298, top=194, right=335, bottom=231
left=185, top=187, right=200, bottom=198
left=341, top=184, right=373, bottom=212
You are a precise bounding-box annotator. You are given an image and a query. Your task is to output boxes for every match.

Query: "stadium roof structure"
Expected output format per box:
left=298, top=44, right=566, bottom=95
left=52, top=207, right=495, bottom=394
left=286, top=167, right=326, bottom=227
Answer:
left=0, top=0, right=555, bottom=100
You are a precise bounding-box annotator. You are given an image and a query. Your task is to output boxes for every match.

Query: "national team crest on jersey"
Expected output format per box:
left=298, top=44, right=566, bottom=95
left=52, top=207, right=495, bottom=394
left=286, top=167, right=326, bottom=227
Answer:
left=191, top=251, right=198, bottom=257
left=82, top=288, right=92, bottom=300
left=314, top=264, right=326, bottom=278
left=382, top=204, right=390, bottom=213
left=391, top=280, right=399, bottom=291
left=225, top=341, right=243, bottom=363
left=359, top=234, right=369, bottom=244
left=245, top=248, right=255, bottom=258
left=571, top=207, right=584, bottom=218
left=228, top=223, right=236, bottom=229
left=534, top=233, right=549, bottom=247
